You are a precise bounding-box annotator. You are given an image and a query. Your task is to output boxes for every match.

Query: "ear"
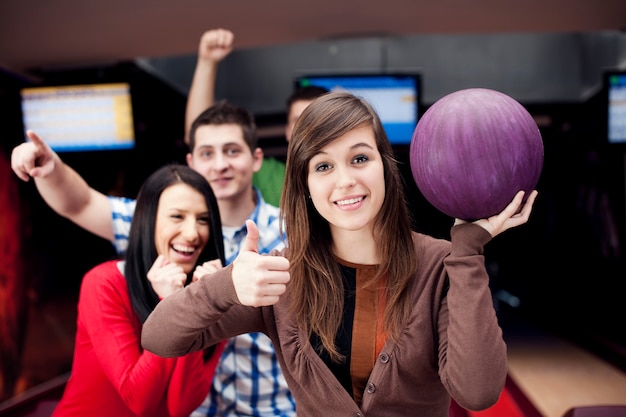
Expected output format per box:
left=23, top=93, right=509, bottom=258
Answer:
left=284, top=124, right=292, bottom=143
left=186, top=152, right=194, bottom=169
left=251, top=147, right=264, bottom=173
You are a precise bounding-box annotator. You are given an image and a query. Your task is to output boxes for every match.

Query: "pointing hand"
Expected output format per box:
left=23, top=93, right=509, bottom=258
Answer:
left=11, top=130, right=57, bottom=181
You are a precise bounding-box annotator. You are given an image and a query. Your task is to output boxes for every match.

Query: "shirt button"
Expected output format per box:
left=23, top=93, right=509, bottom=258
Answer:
left=379, top=352, right=390, bottom=363
left=366, top=382, right=376, bottom=393
left=353, top=413, right=363, bottom=417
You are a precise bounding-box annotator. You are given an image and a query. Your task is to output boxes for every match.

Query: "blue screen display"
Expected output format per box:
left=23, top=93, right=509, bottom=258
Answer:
left=607, top=72, right=626, bottom=144
left=296, top=74, right=421, bottom=145
left=21, top=83, right=135, bottom=152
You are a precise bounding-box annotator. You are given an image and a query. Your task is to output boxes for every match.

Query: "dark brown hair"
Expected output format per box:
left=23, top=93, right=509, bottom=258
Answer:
left=281, top=91, right=417, bottom=362
left=286, top=86, right=329, bottom=110
left=189, top=100, right=258, bottom=153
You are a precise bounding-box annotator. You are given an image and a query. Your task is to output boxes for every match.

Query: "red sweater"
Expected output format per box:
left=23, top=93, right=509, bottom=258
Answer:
left=52, top=260, right=224, bottom=417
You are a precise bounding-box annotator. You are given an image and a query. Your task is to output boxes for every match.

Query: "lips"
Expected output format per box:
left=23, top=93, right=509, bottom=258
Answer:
left=335, top=196, right=364, bottom=206
left=172, top=243, right=196, bottom=255
left=210, top=176, right=232, bottom=186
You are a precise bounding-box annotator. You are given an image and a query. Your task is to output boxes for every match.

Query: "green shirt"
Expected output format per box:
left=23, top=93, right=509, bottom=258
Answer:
left=253, top=157, right=286, bottom=207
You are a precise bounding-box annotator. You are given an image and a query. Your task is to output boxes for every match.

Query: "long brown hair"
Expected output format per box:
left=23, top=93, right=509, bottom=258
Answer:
left=281, top=92, right=417, bottom=361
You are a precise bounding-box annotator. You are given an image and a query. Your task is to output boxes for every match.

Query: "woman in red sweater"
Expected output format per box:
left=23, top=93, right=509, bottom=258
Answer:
left=53, top=164, right=226, bottom=417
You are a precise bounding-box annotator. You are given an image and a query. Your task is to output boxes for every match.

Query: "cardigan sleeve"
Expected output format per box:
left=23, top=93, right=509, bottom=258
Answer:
left=142, top=263, right=265, bottom=358
left=438, top=223, right=508, bottom=411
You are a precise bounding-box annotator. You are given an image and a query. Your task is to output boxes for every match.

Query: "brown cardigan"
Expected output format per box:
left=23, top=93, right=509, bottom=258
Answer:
left=142, top=223, right=507, bottom=417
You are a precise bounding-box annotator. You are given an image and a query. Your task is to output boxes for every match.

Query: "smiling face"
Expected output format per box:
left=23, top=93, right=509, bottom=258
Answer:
left=307, top=125, right=385, bottom=236
left=187, top=123, right=263, bottom=203
left=154, top=183, right=210, bottom=274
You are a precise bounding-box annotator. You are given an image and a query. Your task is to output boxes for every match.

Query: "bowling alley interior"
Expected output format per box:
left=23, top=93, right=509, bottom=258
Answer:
left=2, top=2, right=626, bottom=416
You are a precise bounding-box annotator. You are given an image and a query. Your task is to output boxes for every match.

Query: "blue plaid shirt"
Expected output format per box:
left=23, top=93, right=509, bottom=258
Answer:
left=108, top=188, right=296, bottom=417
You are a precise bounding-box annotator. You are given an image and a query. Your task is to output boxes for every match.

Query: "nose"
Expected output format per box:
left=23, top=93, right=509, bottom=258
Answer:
left=335, top=165, right=356, bottom=189
left=212, top=152, right=229, bottom=171
left=180, top=218, right=200, bottom=241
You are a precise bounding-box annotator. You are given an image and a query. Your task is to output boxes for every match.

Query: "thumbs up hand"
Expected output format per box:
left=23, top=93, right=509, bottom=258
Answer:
left=231, top=220, right=290, bottom=307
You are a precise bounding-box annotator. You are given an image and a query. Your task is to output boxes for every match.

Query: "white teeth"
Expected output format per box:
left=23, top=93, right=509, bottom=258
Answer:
left=336, top=197, right=363, bottom=206
left=172, top=244, right=195, bottom=254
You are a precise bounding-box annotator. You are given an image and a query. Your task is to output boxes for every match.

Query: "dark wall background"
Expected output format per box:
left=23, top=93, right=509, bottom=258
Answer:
left=1, top=62, right=190, bottom=302
left=0, top=63, right=190, bottom=403
left=142, top=31, right=626, bottom=113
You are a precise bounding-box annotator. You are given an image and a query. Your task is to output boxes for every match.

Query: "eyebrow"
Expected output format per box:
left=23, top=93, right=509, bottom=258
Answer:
left=351, top=142, right=375, bottom=151
left=314, top=142, right=375, bottom=156
left=165, top=207, right=210, bottom=215
left=196, top=141, right=244, bottom=149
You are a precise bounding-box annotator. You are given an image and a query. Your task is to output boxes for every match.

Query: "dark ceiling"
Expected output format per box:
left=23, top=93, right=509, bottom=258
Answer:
left=1, top=0, right=625, bottom=79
